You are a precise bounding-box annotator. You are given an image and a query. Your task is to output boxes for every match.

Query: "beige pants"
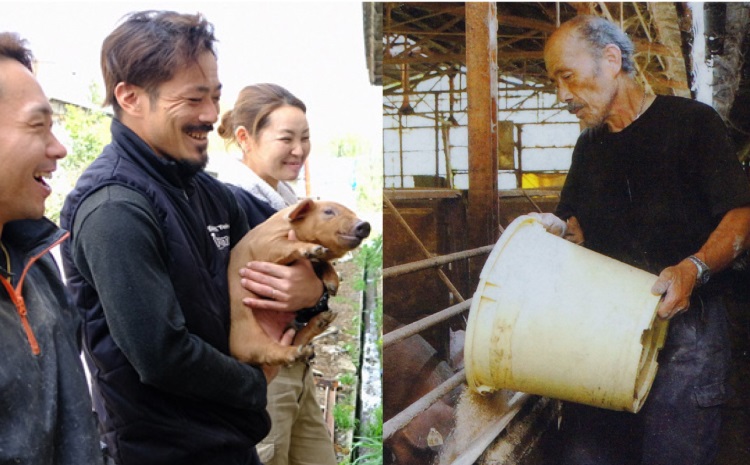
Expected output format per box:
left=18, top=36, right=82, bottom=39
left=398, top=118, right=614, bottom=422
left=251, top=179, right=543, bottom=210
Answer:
left=256, top=363, right=336, bottom=465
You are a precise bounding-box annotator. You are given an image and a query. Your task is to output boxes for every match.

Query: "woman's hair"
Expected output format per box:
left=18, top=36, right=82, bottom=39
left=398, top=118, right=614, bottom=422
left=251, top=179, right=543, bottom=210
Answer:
left=100, top=10, right=217, bottom=117
left=218, top=83, right=306, bottom=145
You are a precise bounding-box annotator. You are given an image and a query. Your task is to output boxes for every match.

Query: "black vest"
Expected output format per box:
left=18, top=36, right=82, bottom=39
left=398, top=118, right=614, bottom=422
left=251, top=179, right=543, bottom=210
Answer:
left=61, top=119, right=269, bottom=464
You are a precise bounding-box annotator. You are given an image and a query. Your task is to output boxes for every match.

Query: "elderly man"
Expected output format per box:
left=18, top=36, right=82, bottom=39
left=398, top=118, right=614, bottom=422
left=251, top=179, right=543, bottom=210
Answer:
left=535, top=15, right=750, bottom=465
left=0, top=32, right=101, bottom=464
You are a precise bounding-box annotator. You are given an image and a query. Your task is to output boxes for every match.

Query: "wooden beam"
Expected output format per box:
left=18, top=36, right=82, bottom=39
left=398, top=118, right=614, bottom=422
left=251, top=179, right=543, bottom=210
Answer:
left=647, top=75, right=690, bottom=91
left=389, top=5, right=463, bottom=29
left=385, top=29, right=466, bottom=37
left=466, top=2, right=500, bottom=257
left=395, top=3, right=464, bottom=16
left=498, top=15, right=557, bottom=33
left=634, top=39, right=681, bottom=58
left=383, top=188, right=463, bottom=200
left=385, top=53, right=465, bottom=65
left=498, top=29, right=544, bottom=49
left=384, top=38, right=677, bottom=64
left=384, top=50, right=545, bottom=65
left=649, top=2, right=691, bottom=97
left=567, top=2, right=594, bottom=15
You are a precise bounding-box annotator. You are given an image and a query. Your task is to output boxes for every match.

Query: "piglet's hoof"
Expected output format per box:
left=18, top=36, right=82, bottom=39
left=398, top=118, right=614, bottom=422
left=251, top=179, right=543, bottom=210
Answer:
left=315, top=310, right=337, bottom=330
left=295, top=343, right=315, bottom=361
left=303, top=245, right=329, bottom=259
left=324, top=281, right=339, bottom=296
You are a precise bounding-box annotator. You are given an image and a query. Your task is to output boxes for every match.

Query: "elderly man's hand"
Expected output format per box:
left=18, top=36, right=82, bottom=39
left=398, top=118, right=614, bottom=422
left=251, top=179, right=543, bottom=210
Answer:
left=526, top=213, right=586, bottom=245
left=563, top=216, right=585, bottom=245
left=651, top=259, right=698, bottom=319
left=527, top=212, right=567, bottom=237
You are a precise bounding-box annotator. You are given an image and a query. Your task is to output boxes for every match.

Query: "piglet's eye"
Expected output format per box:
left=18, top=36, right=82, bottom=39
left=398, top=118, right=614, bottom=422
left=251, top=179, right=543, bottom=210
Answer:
left=323, top=208, right=335, bottom=215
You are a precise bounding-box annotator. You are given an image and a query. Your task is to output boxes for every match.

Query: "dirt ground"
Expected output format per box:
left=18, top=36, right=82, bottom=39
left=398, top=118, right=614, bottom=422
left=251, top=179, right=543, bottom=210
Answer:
left=308, top=256, right=364, bottom=461
left=311, top=257, right=362, bottom=379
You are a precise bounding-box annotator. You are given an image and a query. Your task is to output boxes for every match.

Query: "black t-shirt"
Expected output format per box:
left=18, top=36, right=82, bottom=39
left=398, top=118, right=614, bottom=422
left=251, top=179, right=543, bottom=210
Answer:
left=556, top=95, right=750, bottom=283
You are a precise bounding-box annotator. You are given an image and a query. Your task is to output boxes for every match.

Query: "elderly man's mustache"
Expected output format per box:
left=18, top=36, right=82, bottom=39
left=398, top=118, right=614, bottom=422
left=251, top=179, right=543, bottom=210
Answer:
left=566, top=101, right=585, bottom=113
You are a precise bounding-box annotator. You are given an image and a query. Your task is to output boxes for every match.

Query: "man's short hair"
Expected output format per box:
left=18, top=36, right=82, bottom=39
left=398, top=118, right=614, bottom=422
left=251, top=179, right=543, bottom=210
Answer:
left=0, top=32, right=34, bottom=99
left=100, top=10, right=217, bottom=117
left=0, top=32, right=33, bottom=70
left=568, top=15, right=636, bottom=75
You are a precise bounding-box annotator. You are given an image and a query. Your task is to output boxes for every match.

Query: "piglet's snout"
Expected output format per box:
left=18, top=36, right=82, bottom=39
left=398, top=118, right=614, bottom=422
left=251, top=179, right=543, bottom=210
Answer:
left=354, top=221, right=371, bottom=239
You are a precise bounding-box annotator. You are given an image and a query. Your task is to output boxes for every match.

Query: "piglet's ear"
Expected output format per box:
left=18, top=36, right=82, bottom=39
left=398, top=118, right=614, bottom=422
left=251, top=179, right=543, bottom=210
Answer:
left=287, top=198, right=314, bottom=222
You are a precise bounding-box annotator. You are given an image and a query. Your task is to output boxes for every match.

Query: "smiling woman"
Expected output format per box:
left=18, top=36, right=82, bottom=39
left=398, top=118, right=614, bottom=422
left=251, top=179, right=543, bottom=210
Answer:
left=215, top=83, right=339, bottom=465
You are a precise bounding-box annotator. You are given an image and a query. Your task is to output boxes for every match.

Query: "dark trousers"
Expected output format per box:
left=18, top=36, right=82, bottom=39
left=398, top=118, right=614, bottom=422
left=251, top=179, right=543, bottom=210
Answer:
left=558, top=293, right=731, bottom=465
left=107, top=447, right=262, bottom=465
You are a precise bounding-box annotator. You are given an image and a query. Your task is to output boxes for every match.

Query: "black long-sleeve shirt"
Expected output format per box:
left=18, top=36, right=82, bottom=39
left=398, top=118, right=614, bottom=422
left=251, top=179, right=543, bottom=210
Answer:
left=61, top=119, right=269, bottom=465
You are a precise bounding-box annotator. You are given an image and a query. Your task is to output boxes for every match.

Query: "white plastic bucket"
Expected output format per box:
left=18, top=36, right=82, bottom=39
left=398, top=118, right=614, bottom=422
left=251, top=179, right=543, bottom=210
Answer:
left=464, top=215, right=669, bottom=413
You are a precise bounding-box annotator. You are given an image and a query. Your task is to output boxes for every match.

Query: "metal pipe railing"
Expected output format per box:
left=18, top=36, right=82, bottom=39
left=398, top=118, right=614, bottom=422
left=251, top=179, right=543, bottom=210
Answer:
left=384, top=194, right=466, bottom=302
left=383, top=369, right=467, bottom=440
left=383, top=299, right=472, bottom=349
left=383, top=245, right=494, bottom=279
left=382, top=214, right=529, bottom=454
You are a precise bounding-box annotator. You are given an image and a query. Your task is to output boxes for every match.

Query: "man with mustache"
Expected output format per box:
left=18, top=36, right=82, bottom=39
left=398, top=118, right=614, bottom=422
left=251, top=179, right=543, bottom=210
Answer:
left=60, top=11, right=325, bottom=465
left=535, top=14, right=750, bottom=465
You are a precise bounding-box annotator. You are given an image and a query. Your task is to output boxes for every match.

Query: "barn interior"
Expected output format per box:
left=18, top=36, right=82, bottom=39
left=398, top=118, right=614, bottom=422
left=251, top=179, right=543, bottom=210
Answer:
left=381, top=3, right=750, bottom=465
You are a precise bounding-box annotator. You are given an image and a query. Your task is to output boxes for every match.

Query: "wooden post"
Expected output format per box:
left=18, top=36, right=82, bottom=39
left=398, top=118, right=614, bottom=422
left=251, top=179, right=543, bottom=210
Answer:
left=466, top=3, right=499, bottom=263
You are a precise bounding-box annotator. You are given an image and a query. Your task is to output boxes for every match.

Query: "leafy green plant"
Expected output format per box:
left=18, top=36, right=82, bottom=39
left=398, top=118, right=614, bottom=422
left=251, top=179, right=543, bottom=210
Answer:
left=352, top=406, right=383, bottom=465
left=358, top=235, right=383, bottom=359
left=356, top=235, right=382, bottom=275
left=351, top=436, right=382, bottom=465
left=346, top=315, right=361, bottom=336
left=362, top=405, right=382, bottom=438
left=343, top=341, right=360, bottom=362
left=47, top=101, right=111, bottom=223
left=338, top=372, right=357, bottom=387
left=333, top=402, right=356, bottom=431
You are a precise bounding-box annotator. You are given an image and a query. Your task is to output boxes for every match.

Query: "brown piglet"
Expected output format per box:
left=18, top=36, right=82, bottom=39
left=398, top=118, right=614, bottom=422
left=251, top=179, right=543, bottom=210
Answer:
left=228, top=198, right=371, bottom=367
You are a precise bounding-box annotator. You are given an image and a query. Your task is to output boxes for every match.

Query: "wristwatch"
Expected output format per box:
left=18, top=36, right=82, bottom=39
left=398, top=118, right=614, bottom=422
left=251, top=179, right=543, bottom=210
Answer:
left=687, top=255, right=711, bottom=286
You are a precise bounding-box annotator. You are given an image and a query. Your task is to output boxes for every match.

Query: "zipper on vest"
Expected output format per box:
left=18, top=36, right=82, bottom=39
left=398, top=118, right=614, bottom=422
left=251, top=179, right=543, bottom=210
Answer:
left=0, top=231, right=70, bottom=356
left=1, top=276, right=40, bottom=355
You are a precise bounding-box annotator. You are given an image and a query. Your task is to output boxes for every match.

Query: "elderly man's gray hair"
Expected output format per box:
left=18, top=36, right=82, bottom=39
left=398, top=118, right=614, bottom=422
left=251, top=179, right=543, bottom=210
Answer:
left=569, top=15, right=636, bottom=75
